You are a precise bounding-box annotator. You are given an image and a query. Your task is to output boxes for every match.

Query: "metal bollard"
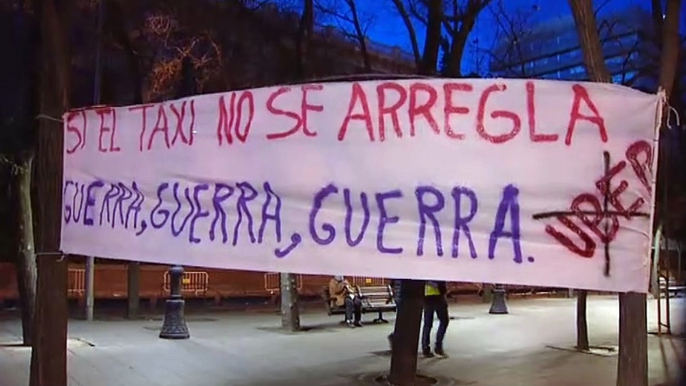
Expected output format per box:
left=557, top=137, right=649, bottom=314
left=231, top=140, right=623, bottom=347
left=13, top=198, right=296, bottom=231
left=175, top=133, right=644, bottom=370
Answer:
left=489, top=284, right=509, bottom=314
left=159, top=265, right=190, bottom=339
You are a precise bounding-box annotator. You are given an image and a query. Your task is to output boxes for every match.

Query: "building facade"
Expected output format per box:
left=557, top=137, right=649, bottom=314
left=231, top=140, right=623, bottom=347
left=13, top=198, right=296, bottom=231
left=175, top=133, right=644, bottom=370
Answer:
left=489, top=6, right=658, bottom=92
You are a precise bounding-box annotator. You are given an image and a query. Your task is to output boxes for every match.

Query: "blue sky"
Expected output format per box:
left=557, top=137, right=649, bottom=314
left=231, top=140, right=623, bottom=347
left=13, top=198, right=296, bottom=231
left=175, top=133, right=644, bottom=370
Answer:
left=316, top=0, right=670, bottom=74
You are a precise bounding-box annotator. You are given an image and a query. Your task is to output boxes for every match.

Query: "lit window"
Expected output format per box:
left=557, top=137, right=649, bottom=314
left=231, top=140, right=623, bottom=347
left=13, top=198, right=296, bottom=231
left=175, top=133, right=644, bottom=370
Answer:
left=569, top=66, right=584, bottom=74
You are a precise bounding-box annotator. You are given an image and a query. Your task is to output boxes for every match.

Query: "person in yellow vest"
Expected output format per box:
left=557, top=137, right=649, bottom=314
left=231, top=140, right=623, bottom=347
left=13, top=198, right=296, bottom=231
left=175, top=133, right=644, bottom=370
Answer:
left=328, top=276, right=363, bottom=328
left=421, top=280, right=449, bottom=357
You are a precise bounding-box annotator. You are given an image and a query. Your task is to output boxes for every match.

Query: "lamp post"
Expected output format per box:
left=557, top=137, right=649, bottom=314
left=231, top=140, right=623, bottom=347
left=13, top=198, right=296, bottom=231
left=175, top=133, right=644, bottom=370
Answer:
left=159, top=265, right=189, bottom=339
left=84, top=0, right=105, bottom=323
left=489, top=284, right=509, bottom=314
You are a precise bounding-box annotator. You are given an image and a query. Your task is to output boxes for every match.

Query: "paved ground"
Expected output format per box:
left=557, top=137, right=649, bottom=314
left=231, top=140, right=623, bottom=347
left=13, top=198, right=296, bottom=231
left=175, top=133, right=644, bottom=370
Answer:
left=0, top=295, right=684, bottom=386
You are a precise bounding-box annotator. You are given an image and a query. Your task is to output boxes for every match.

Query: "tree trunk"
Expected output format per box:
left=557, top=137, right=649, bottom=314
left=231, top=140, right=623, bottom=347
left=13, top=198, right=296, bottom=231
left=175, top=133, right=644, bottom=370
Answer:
left=30, top=257, right=67, bottom=386
left=127, top=261, right=140, bottom=319
left=294, top=0, right=314, bottom=79
left=280, top=272, right=300, bottom=331
left=29, top=0, right=71, bottom=385
left=445, top=31, right=469, bottom=77
left=657, top=0, right=681, bottom=100
left=617, top=293, right=648, bottom=386
left=388, top=4, right=443, bottom=383
left=444, top=0, right=488, bottom=77
left=420, top=0, right=443, bottom=75
left=280, top=0, right=311, bottom=330
left=614, top=4, right=682, bottom=386
left=13, top=153, right=36, bottom=346
left=620, top=2, right=679, bottom=386
left=651, top=0, right=664, bottom=45
left=568, top=0, right=612, bottom=83
left=388, top=279, right=424, bottom=386
left=566, top=0, right=682, bottom=384
left=106, top=0, right=143, bottom=105
left=567, top=0, right=612, bottom=356
left=568, top=0, right=676, bottom=383
left=576, top=290, right=589, bottom=350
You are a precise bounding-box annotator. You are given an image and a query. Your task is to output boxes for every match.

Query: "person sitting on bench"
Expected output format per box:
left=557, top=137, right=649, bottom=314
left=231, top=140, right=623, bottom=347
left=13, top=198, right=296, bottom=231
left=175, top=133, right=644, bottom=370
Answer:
left=329, top=276, right=363, bottom=328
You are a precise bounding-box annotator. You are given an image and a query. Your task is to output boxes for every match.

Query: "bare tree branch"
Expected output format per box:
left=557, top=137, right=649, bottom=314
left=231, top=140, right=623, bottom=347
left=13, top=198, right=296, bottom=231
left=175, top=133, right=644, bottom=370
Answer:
left=391, top=0, right=421, bottom=69
left=485, top=0, right=536, bottom=77
left=344, top=0, right=371, bottom=70
left=443, top=0, right=492, bottom=77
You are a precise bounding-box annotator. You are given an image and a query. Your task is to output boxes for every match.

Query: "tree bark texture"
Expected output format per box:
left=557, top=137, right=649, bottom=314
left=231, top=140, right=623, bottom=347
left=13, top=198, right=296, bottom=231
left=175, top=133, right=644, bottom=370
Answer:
left=658, top=0, right=681, bottom=100
left=389, top=3, right=445, bottom=382
left=568, top=0, right=612, bottom=357
left=617, top=293, right=648, bottom=386
left=568, top=1, right=658, bottom=385
left=617, top=3, right=682, bottom=385
left=13, top=153, right=36, bottom=346
left=420, top=0, right=443, bottom=75
left=576, top=290, right=589, bottom=350
left=280, top=272, right=300, bottom=331
left=444, top=0, right=491, bottom=77
left=388, top=279, right=424, bottom=386
left=568, top=0, right=612, bottom=83
left=295, top=0, right=314, bottom=80
left=651, top=0, right=664, bottom=44
left=105, top=0, right=143, bottom=105
left=127, top=261, right=140, bottom=319
left=29, top=0, right=71, bottom=385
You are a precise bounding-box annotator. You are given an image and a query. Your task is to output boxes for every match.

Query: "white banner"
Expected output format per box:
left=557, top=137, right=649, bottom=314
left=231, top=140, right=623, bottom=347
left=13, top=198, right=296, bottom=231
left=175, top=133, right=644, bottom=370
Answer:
left=61, top=79, right=660, bottom=293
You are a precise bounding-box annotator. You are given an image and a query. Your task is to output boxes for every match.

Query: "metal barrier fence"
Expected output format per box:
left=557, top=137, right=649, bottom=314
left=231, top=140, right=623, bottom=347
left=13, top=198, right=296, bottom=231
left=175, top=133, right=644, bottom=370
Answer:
left=163, top=271, right=209, bottom=296
left=68, top=269, right=85, bottom=297
left=264, top=273, right=303, bottom=293
left=349, top=277, right=386, bottom=287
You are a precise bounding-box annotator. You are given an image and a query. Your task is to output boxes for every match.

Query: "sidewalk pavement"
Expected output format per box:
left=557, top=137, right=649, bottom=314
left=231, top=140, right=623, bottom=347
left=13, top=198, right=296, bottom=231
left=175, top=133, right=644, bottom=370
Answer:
left=0, top=295, right=683, bottom=386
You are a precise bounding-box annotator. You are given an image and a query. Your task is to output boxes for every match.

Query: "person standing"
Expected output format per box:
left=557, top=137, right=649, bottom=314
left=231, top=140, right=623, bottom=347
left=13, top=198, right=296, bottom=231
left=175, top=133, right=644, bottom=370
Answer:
left=421, top=280, right=449, bottom=358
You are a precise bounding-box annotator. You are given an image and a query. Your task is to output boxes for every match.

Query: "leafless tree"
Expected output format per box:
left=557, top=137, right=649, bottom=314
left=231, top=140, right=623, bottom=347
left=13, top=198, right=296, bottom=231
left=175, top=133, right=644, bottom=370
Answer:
left=385, top=2, right=490, bottom=385
left=391, top=0, right=492, bottom=76
left=387, top=1, right=445, bottom=383
left=29, top=0, right=72, bottom=384
left=315, top=0, right=375, bottom=71
left=569, top=1, right=682, bottom=386
left=482, top=0, right=538, bottom=77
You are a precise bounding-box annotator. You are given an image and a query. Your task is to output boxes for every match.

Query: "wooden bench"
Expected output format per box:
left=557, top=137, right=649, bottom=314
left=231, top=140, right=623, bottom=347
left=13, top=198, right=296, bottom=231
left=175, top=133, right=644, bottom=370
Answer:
left=323, top=284, right=397, bottom=324
left=659, top=277, right=685, bottom=298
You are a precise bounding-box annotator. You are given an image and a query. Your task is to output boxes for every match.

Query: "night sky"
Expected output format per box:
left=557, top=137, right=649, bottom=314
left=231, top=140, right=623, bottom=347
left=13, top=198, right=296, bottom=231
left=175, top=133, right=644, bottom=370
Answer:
left=328, top=0, right=669, bottom=75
